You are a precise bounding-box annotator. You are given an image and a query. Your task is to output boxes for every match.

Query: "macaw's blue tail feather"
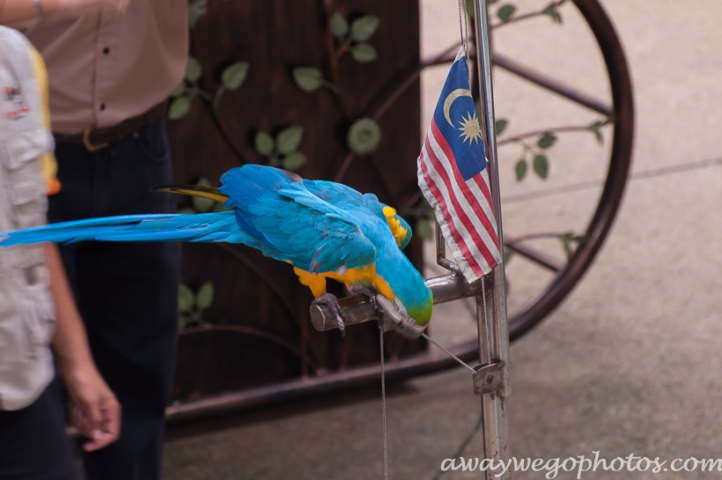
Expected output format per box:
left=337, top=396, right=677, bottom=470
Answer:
left=0, top=211, right=238, bottom=246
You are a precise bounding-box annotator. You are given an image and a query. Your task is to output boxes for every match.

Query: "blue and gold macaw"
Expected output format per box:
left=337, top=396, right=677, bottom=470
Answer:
left=0, top=165, right=432, bottom=334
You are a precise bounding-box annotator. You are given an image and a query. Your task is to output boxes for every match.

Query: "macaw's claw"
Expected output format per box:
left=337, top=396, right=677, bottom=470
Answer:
left=312, top=293, right=347, bottom=337
left=348, top=284, right=377, bottom=300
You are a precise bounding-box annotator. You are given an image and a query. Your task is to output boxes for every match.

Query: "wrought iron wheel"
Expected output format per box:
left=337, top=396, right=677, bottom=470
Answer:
left=166, top=0, right=633, bottom=420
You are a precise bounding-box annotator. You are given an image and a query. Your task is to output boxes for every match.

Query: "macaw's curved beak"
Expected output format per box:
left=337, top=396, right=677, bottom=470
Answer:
left=375, top=295, right=427, bottom=339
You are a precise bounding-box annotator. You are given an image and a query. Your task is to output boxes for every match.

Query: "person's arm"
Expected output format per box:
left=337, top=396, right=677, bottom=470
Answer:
left=0, top=0, right=127, bottom=24
left=45, top=242, right=121, bottom=452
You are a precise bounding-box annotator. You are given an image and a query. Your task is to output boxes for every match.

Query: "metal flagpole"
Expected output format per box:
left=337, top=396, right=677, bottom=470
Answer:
left=470, top=0, right=512, bottom=478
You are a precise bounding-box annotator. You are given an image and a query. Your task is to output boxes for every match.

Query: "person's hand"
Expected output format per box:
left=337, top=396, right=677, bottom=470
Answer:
left=60, top=359, right=122, bottom=452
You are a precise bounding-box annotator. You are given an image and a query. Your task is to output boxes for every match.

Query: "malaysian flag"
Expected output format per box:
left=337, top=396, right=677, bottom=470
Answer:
left=417, top=48, right=501, bottom=282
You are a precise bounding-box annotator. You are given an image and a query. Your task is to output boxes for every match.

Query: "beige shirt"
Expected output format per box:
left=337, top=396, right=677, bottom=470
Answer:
left=15, top=1, right=188, bottom=134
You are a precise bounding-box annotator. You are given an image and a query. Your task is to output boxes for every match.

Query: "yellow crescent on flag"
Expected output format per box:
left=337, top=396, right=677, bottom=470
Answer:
left=443, top=88, right=472, bottom=127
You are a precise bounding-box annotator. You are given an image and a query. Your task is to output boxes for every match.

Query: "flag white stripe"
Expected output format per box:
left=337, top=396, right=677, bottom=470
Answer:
left=421, top=141, right=493, bottom=276
left=418, top=150, right=482, bottom=280
left=428, top=120, right=499, bottom=245
left=472, top=169, right=498, bottom=238
left=426, top=128, right=499, bottom=265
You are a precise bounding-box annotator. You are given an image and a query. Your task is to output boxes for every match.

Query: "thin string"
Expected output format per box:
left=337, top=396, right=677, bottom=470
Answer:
left=480, top=277, right=492, bottom=364
left=457, top=0, right=472, bottom=87
left=421, top=332, right=476, bottom=373
left=380, top=327, right=389, bottom=480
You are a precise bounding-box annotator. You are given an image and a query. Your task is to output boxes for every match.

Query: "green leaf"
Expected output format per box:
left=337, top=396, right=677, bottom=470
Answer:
left=178, top=314, right=194, bottom=329
left=416, top=220, right=434, bottom=240
left=351, top=16, right=380, bottom=42
left=170, top=82, right=186, bottom=98
left=558, top=233, right=572, bottom=258
left=533, top=154, right=548, bottom=179
left=537, top=132, right=557, bottom=149
left=495, top=118, right=508, bottom=135
left=196, top=282, right=214, bottom=310
left=221, top=62, right=250, bottom=90
left=255, top=131, right=274, bottom=156
left=588, top=121, right=603, bottom=144
left=269, top=155, right=281, bottom=167
left=351, top=43, right=378, bottom=63
left=276, top=126, right=304, bottom=154
left=347, top=118, right=382, bottom=156
left=178, top=284, right=194, bottom=312
left=191, top=177, right=214, bottom=212
left=542, top=4, right=562, bottom=23
left=188, top=0, right=208, bottom=28
left=177, top=207, right=195, bottom=215
left=292, top=67, right=323, bottom=92
left=515, top=159, right=527, bottom=181
left=497, top=4, right=516, bottom=21
left=192, top=195, right=214, bottom=212
left=488, top=0, right=499, bottom=4
left=503, top=249, right=514, bottom=264
left=282, top=152, right=307, bottom=171
left=330, top=11, right=349, bottom=38
left=186, top=56, right=202, bottom=83
left=466, top=1, right=475, bottom=17
left=168, top=97, right=190, bottom=120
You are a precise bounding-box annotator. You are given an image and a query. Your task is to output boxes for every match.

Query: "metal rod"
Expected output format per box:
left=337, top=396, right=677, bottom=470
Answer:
left=492, top=52, right=613, bottom=117
left=504, top=241, right=563, bottom=272
left=472, top=0, right=512, bottom=478
left=380, top=327, right=389, bottom=480
left=421, top=332, right=476, bottom=373
left=310, top=272, right=480, bottom=331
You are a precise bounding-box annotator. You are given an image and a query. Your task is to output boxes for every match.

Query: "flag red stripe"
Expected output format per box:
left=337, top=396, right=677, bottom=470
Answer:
left=419, top=149, right=481, bottom=275
left=473, top=173, right=495, bottom=216
left=430, top=120, right=500, bottom=248
left=423, top=131, right=495, bottom=272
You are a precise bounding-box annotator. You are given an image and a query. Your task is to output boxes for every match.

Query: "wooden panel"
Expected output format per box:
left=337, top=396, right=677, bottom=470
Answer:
left=167, top=0, right=424, bottom=402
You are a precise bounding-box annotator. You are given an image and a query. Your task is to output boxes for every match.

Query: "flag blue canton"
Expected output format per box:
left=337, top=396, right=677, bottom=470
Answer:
left=432, top=54, right=487, bottom=181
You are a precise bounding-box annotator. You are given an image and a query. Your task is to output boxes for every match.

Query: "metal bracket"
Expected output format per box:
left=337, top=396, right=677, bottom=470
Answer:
left=472, top=361, right=505, bottom=396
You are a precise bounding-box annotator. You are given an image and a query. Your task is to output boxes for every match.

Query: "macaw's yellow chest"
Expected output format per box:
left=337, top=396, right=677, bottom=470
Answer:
left=293, top=264, right=394, bottom=301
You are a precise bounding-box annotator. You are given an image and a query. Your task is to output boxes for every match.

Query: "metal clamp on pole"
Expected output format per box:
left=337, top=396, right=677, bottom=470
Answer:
left=472, top=361, right=505, bottom=396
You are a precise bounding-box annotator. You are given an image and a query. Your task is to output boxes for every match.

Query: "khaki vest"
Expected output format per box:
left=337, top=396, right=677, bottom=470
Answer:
left=0, top=26, right=56, bottom=411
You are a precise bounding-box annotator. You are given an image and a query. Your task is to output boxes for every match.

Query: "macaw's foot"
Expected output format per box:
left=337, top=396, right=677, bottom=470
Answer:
left=347, top=284, right=377, bottom=300
left=311, top=293, right=347, bottom=337
left=375, top=295, right=428, bottom=339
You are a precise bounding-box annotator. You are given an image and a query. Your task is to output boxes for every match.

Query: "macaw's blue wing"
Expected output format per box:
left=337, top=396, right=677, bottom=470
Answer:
left=302, top=178, right=413, bottom=250
left=0, top=212, right=239, bottom=246
left=219, top=165, right=377, bottom=273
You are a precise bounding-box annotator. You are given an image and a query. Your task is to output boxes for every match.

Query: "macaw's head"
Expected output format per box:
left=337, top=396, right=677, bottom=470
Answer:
left=382, top=206, right=412, bottom=250
left=405, top=291, right=433, bottom=327
left=376, top=250, right=434, bottom=329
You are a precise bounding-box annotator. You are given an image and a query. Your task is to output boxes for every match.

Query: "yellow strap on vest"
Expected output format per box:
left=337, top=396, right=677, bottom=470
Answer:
left=25, top=44, right=60, bottom=195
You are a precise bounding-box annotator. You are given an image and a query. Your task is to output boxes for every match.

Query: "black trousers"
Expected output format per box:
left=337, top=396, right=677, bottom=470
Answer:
left=48, top=117, right=180, bottom=480
left=0, top=380, right=78, bottom=480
